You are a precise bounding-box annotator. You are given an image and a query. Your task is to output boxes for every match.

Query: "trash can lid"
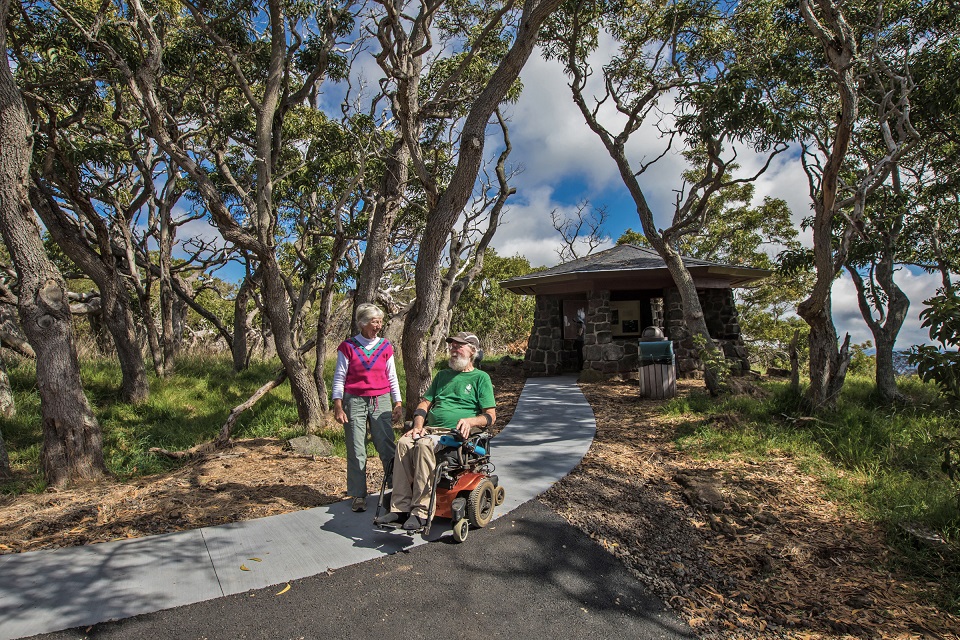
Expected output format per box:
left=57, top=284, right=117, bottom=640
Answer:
left=640, top=326, right=665, bottom=341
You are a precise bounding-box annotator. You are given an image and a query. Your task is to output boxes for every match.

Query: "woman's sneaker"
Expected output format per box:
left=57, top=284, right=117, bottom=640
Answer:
left=351, top=496, right=367, bottom=512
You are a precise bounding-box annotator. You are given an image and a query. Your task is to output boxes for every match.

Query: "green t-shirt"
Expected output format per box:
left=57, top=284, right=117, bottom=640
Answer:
left=425, top=368, right=496, bottom=430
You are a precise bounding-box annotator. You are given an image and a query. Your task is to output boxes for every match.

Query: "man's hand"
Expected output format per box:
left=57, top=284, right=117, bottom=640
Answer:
left=410, top=424, right=426, bottom=439
left=455, top=418, right=472, bottom=439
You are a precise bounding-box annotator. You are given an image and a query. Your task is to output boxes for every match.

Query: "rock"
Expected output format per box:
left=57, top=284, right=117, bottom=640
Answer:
left=288, top=435, right=333, bottom=457
left=673, top=472, right=727, bottom=513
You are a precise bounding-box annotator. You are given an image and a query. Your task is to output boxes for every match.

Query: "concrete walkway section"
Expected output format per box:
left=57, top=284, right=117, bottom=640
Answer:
left=0, top=375, right=596, bottom=640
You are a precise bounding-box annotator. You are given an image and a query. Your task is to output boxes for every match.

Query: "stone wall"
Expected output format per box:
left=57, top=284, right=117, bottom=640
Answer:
left=664, top=287, right=749, bottom=377
left=524, top=286, right=751, bottom=378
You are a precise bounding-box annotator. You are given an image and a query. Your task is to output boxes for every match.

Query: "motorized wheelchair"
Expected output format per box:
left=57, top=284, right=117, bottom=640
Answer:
left=374, top=429, right=506, bottom=542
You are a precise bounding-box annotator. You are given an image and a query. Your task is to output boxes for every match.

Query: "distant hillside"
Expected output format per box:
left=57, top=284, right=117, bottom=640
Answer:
left=861, top=348, right=917, bottom=376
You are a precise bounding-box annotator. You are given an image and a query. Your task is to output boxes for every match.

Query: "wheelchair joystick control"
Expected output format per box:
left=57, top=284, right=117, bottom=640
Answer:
left=464, top=441, right=486, bottom=456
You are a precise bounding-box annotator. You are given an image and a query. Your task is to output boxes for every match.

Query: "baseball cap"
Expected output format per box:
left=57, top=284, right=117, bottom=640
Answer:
left=445, top=331, right=480, bottom=348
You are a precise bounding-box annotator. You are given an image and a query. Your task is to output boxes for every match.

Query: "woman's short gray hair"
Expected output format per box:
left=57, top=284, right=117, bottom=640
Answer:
left=355, top=303, right=385, bottom=329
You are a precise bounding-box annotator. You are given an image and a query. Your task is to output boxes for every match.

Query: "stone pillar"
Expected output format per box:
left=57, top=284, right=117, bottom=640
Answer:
left=699, top=288, right=750, bottom=374
left=523, top=296, right=563, bottom=376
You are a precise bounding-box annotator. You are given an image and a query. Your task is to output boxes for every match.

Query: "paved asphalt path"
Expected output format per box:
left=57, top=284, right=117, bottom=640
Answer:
left=29, top=501, right=692, bottom=640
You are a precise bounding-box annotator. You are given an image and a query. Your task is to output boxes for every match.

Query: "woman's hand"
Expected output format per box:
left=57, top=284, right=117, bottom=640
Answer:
left=333, top=401, right=348, bottom=425
left=391, top=403, right=403, bottom=423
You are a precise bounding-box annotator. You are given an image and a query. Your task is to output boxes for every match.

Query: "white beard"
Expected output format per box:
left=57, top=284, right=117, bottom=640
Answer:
left=448, top=353, right=472, bottom=371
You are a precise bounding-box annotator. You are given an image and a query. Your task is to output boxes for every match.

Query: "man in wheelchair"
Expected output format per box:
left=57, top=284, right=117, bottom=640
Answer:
left=375, top=331, right=496, bottom=531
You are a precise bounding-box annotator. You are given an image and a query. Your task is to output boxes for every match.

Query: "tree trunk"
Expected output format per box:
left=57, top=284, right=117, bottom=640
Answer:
left=232, top=272, right=258, bottom=372
left=848, top=260, right=909, bottom=403
left=139, top=287, right=165, bottom=378
left=102, top=284, right=150, bottom=403
left=789, top=328, right=801, bottom=392
left=799, top=293, right=851, bottom=408
left=353, top=141, right=409, bottom=313
left=0, top=425, right=9, bottom=477
left=0, top=10, right=106, bottom=484
left=796, top=0, right=858, bottom=408
left=314, top=235, right=350, bottom=413
left=29, top=187, right=150, bottom=404
left=159, top=198, right=178, bottom=371
left=260, top=260, right=324, bottom=430
left=0, top=357, right=14, bottom=419
left=401, top=0, right=564, bottom=407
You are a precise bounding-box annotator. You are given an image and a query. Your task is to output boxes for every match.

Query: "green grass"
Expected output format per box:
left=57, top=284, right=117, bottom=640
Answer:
left=0, top=354, right=373, bottom=492
left=0, top=352, right=416, bottom=494
left=665, top=372, right=960, bottom=612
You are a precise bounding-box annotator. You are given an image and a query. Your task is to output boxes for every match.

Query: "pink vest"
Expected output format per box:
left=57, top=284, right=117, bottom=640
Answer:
left=338, top=337, right=393, bottom=397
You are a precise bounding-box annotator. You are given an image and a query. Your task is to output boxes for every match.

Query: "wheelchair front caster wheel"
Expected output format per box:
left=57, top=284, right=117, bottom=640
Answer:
left=494, top=485, right=505, bottom=506
left=452, top=519, right=469, bottom=543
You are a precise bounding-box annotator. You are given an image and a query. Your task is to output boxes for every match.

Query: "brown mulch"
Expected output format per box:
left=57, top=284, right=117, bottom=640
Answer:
left=1, top=367, right=958, bottom=639
left=542, top=377, right=960, bottom=640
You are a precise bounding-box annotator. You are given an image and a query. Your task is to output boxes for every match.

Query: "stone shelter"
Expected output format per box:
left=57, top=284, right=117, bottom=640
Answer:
left=500, top=244, right=770, bottom=378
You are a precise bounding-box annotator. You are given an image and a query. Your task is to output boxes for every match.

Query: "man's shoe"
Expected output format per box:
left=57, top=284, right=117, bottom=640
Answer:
left=403, top=514, right=426, bottom=530
left=351, top=496, right=367, bottom=512
left=375, top=511, right=405, bottom=525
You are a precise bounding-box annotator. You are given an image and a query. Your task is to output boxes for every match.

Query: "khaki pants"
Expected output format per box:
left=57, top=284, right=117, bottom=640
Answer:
left=389, top=433, right=438, bottom=518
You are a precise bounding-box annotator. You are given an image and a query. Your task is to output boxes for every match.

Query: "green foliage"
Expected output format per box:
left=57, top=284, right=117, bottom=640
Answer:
left=451, top=249, right=539, bottom=353
left=692, top=333, right=734, bottom=390
left=667, top=374, right=960, bottom=610
left=848, top=341, right=877, bottom=378
left=910, top=286, right=960, bottom=402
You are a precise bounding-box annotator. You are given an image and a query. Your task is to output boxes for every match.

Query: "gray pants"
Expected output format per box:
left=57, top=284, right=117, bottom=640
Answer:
left=343, top=393, right=396, bottom=498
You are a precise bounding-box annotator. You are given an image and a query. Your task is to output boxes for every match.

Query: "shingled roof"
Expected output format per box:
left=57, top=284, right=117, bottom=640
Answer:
left=501, top=244, right=770, bottom=295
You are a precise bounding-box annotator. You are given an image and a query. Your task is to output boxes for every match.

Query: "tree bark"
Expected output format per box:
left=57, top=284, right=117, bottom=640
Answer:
left=797, top=0, right=858, bottom=408
left=789, top=328, right=801, bottom=393
left=0, top=426, right=9, bottom=477
left=260, top=259, right=324, bottom=429
left=0, top=4, right=106, bottom=484
left=0, top=356, right=14, bottom=419
left=353, top=140, right=409, bottom=312
left=232, top=269, right=259, bottom=372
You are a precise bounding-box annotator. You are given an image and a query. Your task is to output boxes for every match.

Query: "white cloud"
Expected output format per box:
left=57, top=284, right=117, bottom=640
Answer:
left=509, top=54, right=620, bottom=190
left=831, top=268, right=940, bottom=348
left=492, top=186, right=617, bottom=267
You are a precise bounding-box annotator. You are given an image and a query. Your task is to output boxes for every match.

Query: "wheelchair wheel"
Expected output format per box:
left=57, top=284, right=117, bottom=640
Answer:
left=467, top=478, right=496, bottom=528
left=494, top=485, right=505, bottom=506
left=452, top=518, right=469, bottom=543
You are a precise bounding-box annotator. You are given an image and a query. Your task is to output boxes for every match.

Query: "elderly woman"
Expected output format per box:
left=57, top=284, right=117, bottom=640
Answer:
left=332, top=303, right=403, bottom=512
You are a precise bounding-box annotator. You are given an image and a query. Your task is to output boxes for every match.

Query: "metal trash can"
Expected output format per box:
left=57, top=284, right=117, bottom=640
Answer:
left=638, top=328, right=676, bottom=399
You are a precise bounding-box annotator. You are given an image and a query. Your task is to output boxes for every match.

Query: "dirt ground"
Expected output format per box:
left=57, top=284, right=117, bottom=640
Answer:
left=1, top=368, right=957, bottom=639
